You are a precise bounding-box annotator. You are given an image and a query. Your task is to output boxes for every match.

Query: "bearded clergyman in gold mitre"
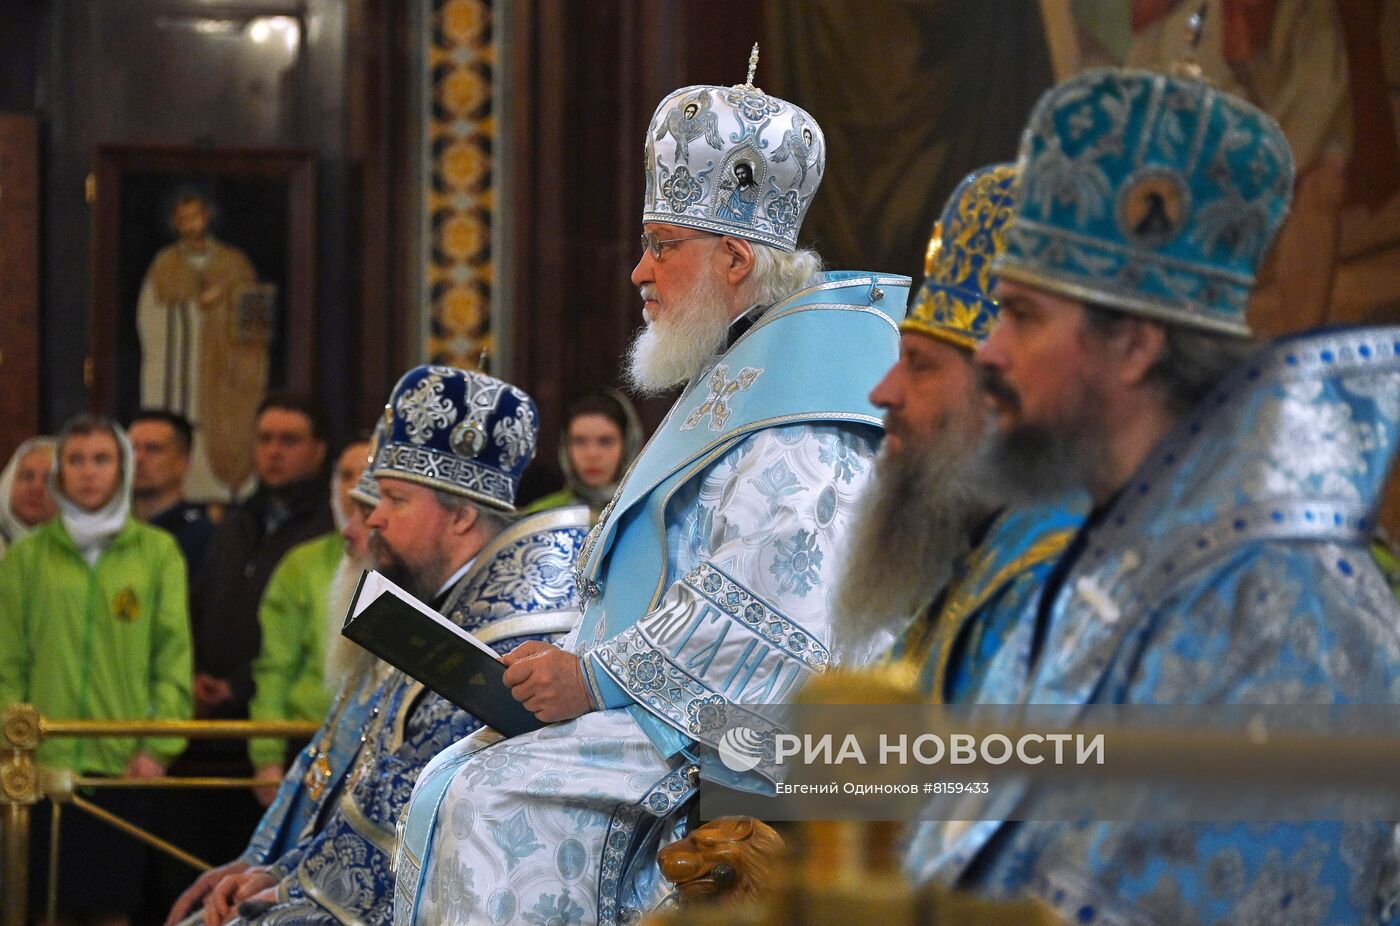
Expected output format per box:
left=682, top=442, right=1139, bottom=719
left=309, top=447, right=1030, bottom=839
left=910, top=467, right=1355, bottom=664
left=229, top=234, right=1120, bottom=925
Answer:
left=137, top=193, right=269, bottom=500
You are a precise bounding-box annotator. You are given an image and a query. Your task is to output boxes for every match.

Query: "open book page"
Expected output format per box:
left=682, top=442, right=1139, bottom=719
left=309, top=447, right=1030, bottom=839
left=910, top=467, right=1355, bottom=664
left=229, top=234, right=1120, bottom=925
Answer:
left=341, top=568, right=546, bottom=737
left=351, top=569, right=502, bottom=662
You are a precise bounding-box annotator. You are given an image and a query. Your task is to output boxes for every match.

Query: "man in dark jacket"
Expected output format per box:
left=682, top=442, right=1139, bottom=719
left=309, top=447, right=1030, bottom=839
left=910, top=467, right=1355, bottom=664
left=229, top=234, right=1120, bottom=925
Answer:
left=129, top=409, right=216, bottom=573
left=188, top=394, right=332, bottom=718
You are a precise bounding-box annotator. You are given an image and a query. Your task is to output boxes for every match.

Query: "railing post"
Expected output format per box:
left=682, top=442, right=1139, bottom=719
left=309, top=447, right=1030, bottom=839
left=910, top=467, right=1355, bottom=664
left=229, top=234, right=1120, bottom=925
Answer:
left=2, top=704, right=41, bottom=926
left=0, top=708, right=319, bottom=926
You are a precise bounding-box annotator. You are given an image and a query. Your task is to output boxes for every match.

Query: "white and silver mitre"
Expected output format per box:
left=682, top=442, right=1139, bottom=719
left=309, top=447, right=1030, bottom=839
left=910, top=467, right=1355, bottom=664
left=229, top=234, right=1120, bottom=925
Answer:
left=642, top=44, right=825, bottom=252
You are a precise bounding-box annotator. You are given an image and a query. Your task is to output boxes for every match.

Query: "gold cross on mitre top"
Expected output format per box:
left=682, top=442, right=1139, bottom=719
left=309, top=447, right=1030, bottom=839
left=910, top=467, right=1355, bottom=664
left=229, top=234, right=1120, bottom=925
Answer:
left=1170, top=1, right=1210, bottom=80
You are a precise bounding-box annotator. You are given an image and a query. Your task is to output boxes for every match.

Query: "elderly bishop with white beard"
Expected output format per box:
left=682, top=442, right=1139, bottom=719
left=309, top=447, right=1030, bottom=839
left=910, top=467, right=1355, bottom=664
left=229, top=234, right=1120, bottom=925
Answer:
left=395, top=52, right=906, bottom=926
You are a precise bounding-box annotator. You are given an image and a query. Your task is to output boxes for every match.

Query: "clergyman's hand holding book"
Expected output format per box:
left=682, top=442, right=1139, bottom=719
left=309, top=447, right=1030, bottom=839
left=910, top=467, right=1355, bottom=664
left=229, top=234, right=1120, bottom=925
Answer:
left=341, top=569, right=545, bottom=737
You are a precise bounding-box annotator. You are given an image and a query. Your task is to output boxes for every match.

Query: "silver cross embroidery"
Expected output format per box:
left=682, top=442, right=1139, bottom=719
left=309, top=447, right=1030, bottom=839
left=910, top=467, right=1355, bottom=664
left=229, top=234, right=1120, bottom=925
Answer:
left=395, top=375, right=455, bottom=445
left=681, top=364, right=763, bottom=432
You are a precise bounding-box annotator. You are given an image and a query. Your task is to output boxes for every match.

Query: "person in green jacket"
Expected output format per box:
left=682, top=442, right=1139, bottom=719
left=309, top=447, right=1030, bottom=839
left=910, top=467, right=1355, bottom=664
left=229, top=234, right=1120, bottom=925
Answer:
left=246, top=435, right=370, bottom=800
left=523, top=388, right=643, bottom=523
left=0, top=413, right=192, bottom=925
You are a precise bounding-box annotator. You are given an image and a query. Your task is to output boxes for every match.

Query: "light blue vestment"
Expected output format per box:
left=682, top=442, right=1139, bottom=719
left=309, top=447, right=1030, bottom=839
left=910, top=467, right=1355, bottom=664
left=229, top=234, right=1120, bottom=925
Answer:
left=398, top=272, right=906, bottom=925
left=905, top=328, right=1400, bottom=924
left=575, top=272, right=907, bottom=787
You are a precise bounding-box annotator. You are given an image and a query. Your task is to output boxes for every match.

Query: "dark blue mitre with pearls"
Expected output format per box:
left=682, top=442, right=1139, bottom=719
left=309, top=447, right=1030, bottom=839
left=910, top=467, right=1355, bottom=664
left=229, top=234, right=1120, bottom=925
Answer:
left=373, top=365, right=538, bottom=512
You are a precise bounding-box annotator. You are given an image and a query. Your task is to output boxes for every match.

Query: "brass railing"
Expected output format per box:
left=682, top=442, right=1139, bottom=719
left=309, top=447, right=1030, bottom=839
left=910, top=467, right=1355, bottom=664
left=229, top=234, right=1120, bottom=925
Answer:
left=1, top=703, right=317, bottom=926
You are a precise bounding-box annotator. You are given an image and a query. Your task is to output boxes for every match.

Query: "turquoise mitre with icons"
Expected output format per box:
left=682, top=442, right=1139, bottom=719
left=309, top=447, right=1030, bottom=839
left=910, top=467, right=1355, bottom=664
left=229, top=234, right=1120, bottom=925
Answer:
left=904, top=163, right=1017, bottom=351
left=374, top=365, right=538, bottom=512
left=996, top=68, right=1295, bottom=337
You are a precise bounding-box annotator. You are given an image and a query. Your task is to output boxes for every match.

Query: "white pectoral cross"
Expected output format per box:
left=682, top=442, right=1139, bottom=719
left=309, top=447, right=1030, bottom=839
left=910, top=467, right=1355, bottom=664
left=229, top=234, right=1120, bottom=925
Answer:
left=1070, top=550, right=1142, bottom=627
left=681, top=364, right=763, bottom=432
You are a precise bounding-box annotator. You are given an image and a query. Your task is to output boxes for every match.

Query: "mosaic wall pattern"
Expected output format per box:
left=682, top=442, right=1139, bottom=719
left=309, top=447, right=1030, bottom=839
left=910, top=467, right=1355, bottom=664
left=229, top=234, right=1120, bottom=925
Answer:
left=426, top=0, right=494, bottom=368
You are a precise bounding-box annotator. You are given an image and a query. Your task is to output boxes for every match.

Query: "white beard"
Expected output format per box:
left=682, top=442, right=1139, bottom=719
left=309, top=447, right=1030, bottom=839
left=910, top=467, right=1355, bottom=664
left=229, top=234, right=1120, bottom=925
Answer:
left=625, top=272, right=733, bottom=395
left=322, top=550, right=380, bottom=692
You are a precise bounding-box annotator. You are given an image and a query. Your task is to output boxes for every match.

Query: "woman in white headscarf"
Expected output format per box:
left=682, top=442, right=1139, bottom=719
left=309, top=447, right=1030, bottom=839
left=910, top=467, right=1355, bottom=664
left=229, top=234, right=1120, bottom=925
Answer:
left=0, top=435, right=58, bottom=556
left=0, top=414, right=193, bottom=925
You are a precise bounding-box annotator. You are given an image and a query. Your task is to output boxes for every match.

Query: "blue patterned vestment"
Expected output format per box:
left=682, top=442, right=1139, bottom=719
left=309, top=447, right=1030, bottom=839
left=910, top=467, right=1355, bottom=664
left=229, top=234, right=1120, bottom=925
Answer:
left=237, top=660, right=381, bottom=870
left=888, top=499, right=1086, bottom=705
left=905, top=328, right=1400, bottom=925
left=230, top=508, right=587, bottom=926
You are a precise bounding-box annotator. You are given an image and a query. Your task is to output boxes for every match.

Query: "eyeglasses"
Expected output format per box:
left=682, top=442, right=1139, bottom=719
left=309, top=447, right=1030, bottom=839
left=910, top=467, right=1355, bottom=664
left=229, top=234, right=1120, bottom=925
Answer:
left=639, top=230, right=715, bottom=260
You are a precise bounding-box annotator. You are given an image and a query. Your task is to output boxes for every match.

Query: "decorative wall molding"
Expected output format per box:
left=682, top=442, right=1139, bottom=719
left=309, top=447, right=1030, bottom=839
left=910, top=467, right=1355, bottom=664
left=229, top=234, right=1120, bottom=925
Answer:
left=424, top=0, right=494, bottom=369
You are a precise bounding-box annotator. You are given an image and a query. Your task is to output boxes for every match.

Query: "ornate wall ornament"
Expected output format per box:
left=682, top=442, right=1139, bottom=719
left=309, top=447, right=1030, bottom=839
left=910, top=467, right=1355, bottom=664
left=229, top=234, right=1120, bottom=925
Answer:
left=425, top=0, right=495, bottom=368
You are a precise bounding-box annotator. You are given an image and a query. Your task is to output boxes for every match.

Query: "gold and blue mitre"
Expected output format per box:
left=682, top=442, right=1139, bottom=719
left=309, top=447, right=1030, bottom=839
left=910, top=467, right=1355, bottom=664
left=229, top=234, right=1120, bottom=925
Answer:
left=373, top=365, right=538, bottom=512
left=996, top=68, right=1294, bottom=336
left=642, top=51, right=824, bottom=252
left=904, top=164, right=1018, bottom=351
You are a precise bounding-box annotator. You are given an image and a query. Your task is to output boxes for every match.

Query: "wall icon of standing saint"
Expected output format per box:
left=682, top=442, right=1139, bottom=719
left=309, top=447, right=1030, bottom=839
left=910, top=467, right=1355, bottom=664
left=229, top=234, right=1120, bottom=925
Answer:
left=137, top=193, right=274, bottom=500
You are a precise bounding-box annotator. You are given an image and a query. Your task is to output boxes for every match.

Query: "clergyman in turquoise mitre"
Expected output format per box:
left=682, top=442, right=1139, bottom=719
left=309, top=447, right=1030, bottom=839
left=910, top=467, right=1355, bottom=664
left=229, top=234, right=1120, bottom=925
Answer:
left=906, top=66, right=1400, bottom=926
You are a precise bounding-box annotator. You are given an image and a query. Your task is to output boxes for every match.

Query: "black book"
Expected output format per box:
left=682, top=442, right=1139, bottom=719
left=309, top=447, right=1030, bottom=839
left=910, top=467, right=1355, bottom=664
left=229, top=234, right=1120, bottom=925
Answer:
left=341, top=569, right=545, bottom=737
